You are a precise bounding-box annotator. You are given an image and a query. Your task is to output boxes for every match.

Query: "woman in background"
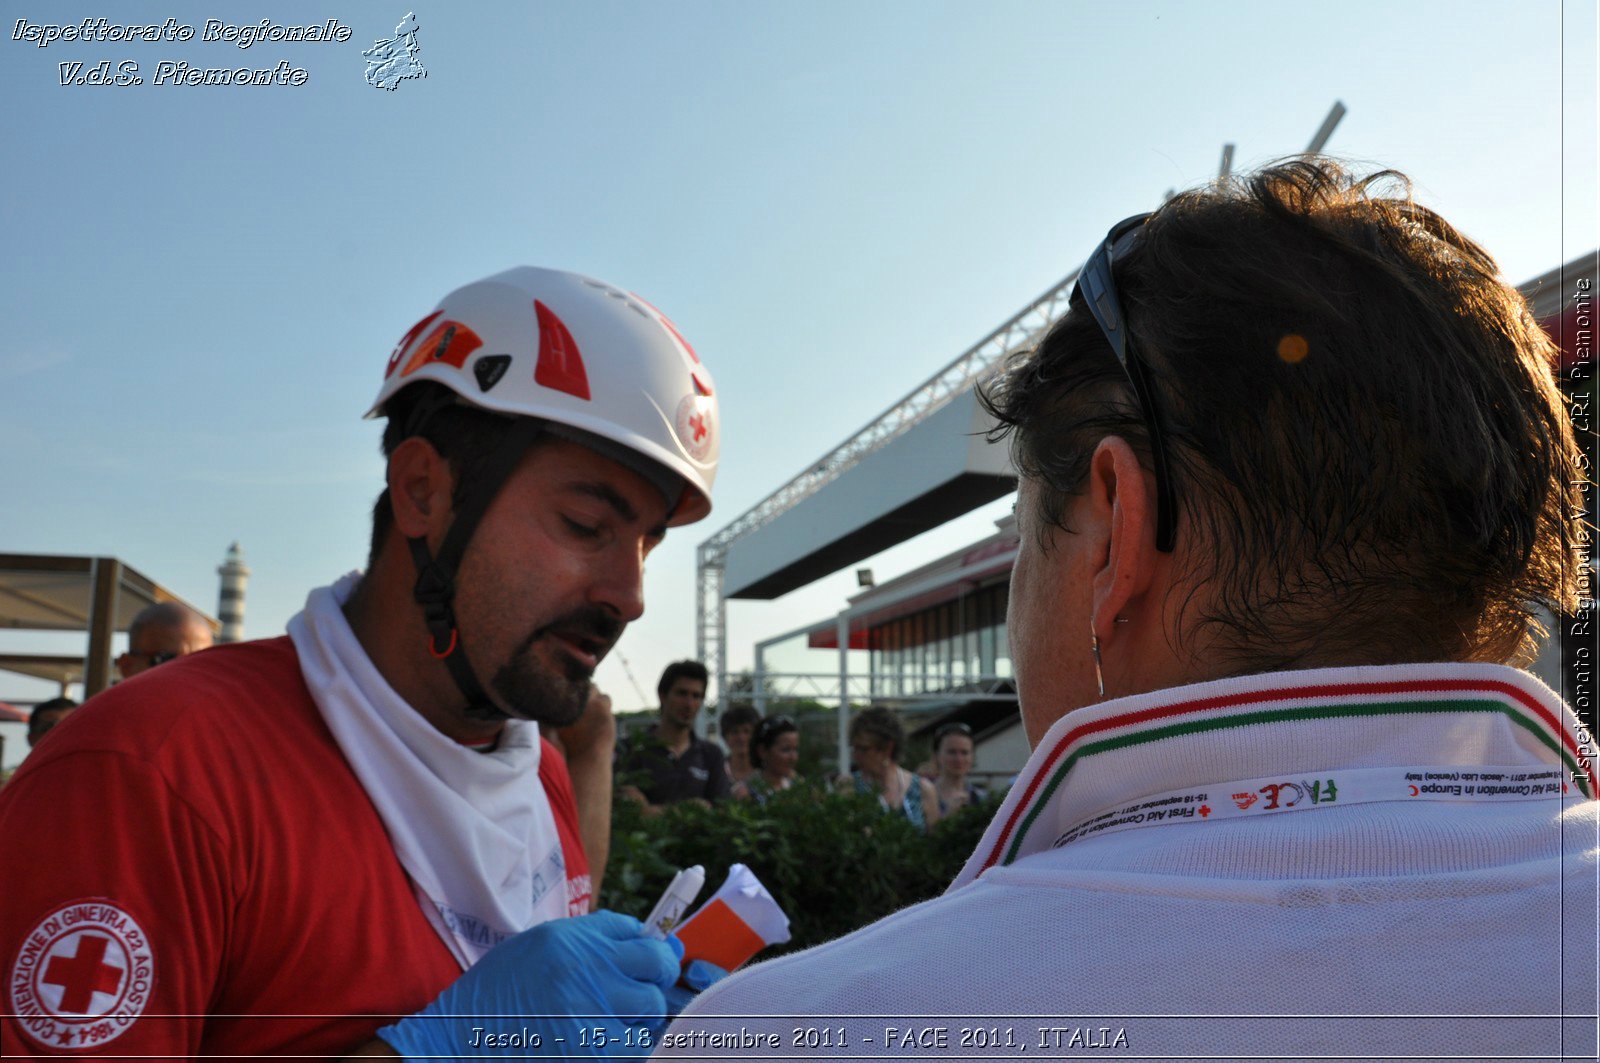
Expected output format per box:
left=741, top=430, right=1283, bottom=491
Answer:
left=719, top=704, right=761, bottom=788
left=840, top=707, right=939, bottom=829
left=735, top=715, right=803, bottom=805
left=930, top=722, right=986, bottom=816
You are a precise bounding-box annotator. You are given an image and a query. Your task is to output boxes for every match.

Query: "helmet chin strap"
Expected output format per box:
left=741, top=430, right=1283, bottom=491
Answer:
left=406, top=416, right=548, bottom=722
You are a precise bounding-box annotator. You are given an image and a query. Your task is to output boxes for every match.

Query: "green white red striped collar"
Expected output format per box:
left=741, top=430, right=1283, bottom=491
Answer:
left=952, top=663, right=1595, bottom=888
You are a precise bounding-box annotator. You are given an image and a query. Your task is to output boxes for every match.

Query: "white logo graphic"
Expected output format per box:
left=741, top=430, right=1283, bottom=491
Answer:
left=364, top=12, right=426, bottom=90
left=9, top=901, right=155, bottom=1051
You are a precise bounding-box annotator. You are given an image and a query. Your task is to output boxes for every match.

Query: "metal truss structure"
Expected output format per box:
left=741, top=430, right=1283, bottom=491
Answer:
left=694, top=559, right=725, bottom=710
left=694, top=266, right=1083, bottom=702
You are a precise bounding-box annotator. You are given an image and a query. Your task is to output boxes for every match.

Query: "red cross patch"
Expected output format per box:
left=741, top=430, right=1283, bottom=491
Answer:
left=9, top=900, right=155, bottom=1051
left=675, top=394, right=715, bottom=462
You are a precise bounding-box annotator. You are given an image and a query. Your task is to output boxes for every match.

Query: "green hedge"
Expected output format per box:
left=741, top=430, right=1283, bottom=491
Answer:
left=601, top=785, right=1006, bottom=957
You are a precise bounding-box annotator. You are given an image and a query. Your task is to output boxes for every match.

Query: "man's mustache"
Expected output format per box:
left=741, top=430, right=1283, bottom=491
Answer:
left=527, top=607, right=624, bottom=660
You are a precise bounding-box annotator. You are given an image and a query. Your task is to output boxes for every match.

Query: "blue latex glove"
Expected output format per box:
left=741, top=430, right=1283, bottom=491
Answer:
left=378, top=911, right=682, bottom=1060
left=664, top=959, right=729, bottom=1019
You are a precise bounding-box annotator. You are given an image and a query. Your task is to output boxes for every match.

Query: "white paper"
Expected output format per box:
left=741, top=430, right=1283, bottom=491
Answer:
left=688, top=863, right=791, bottom=945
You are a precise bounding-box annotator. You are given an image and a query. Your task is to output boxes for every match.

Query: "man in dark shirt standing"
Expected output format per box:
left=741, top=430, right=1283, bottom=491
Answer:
left=617, top=661, right=729, bottom=815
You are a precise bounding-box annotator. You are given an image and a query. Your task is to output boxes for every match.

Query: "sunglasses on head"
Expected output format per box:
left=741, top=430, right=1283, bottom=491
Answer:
left=1072, top=212, right=1178, bottom=552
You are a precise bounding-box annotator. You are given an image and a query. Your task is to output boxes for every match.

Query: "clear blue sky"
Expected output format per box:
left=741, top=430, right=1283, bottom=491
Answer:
left=3, top=1, right=1596, bottom=727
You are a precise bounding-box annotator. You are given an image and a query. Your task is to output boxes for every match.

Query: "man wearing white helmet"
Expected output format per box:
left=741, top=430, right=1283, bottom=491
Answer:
left=0, top=267, right=720, bottom=1060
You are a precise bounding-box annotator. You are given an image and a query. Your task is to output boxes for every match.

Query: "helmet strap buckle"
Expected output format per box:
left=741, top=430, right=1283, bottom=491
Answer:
left=409, top=552, right=461, bottom=655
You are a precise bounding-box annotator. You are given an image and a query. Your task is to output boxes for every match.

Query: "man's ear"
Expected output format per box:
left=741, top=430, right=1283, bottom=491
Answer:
left=386, top=436, right=456, bottom=542
left=1087, top=436, right=1158, bottom=641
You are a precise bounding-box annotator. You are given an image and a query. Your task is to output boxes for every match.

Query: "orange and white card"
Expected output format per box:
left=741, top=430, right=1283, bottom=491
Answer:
left=673, top=864, right=791, bottom=971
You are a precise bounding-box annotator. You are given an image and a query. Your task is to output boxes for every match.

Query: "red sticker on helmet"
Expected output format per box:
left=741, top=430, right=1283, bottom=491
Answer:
left=533, top=300, right=592, bottom=401
left=386, top=311, right=443, bottom=379
left=400, top=319, right=484, bottom=378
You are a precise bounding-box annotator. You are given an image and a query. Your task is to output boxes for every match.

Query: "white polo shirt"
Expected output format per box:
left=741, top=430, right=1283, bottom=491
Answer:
left=662, top=663, right=1598, bottom=1062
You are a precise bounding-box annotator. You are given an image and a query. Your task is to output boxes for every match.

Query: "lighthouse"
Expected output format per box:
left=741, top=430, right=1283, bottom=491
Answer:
left=216, top=542, right=250, bottom=643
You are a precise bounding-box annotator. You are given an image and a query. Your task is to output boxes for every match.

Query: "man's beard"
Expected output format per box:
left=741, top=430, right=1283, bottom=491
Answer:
left=490, top=605, right=621, bottom=727
left=492, top=652, right=589, bottom=727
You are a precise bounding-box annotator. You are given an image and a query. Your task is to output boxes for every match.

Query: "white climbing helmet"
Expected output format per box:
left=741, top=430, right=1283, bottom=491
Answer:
left=365, top=266, right=718, bottom=525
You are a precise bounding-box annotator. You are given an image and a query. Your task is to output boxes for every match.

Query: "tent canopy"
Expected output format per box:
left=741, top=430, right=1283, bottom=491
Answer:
left=0, top=554, right=218, bottom=697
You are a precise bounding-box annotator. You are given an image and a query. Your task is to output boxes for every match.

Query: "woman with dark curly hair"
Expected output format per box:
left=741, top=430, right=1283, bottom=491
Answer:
left=734, top=715, right=803, bottom=805
left=718, top=704, right=762, bottom=789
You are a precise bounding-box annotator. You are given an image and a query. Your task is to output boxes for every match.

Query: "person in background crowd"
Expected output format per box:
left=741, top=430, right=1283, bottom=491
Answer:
left=734, top=715, right=802, bottom=805
left=840, top=706, right=939, bottom=829
left=928, top=722, right=986, bottom=816
left=0, top=266, right=720, bottom=1059
left=115, top=601, right=214, bottom=680
left=26, top=697, right=78, bottom=749
left=664, top=160, right=1596, bottom=1060
left=719, top=704, right=762, bottom=787
left=617, top=661, right=730, bottom=814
